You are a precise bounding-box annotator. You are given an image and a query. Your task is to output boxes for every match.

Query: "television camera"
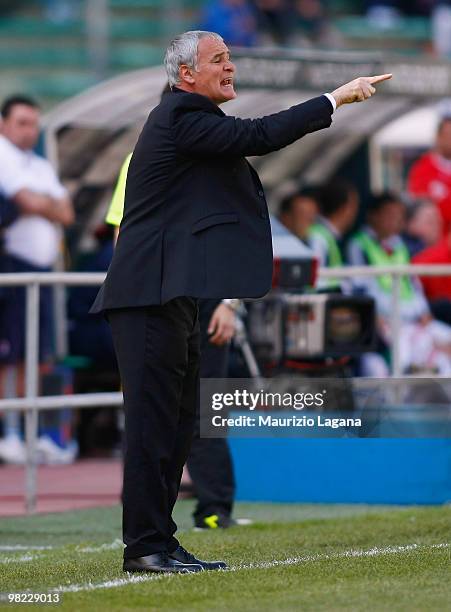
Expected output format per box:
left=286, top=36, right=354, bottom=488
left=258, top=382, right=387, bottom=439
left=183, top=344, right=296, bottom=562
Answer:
left=244, top=217, right=376, bottom=366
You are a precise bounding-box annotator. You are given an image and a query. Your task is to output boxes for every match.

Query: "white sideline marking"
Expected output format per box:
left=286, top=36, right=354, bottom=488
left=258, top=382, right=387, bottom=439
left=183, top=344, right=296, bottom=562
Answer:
left=0, top=541, right=123, bottom=555
left=77, top=539, right=124, bottom=553
left=0, top=545, right=53, bottom=551
left=0, top=554, right=40, bottom=563
left=51, top=542, right=450, bottom=594
left=53, top=573, right=167, bottom=593
left=232, top=542, right=450, bottom=570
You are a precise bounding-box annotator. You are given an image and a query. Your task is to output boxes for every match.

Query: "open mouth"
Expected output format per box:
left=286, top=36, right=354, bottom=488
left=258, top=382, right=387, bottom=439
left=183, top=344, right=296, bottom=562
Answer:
left=221, top=78, right=233, bottom=87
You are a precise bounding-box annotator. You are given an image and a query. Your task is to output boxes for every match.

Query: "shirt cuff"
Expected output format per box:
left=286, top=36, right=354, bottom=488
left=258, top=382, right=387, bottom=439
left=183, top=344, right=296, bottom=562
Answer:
left=222, top=298, right=242, bottom=312
left=323, top=93, right=337, bottom=113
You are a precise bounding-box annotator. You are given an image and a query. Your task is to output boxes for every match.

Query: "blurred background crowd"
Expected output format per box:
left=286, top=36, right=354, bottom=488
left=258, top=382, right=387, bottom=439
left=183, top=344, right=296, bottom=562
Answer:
left=0, top=1, right=450, bottom=474
left=1, top=0, right=451, bottom=106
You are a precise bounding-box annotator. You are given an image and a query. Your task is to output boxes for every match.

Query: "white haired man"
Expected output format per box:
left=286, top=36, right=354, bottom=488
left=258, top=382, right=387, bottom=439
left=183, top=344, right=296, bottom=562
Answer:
left=91, top=30, right=391, bottom=573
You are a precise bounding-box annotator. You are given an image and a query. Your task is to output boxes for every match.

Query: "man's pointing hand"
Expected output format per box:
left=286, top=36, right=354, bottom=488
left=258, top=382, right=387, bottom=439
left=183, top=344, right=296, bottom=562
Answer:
left=331, top=73, right=392, bottom=108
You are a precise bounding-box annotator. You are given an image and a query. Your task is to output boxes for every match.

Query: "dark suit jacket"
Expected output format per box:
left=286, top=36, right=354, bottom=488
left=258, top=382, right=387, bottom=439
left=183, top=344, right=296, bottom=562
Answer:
left=91, top=88, right=333, bottom=313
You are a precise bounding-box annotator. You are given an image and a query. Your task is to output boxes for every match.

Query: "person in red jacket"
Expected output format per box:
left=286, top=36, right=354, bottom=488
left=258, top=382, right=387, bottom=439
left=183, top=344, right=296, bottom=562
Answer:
left=407, top=114, right=451, bottom=230
left=413, top=228, right=451, bottom=325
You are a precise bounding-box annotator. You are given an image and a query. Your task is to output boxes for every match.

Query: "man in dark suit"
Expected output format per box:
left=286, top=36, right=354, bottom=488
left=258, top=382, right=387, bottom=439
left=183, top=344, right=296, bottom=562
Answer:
left=91, top=30, right=391, bottom=574
left=105, top=151, right=240, bottom=530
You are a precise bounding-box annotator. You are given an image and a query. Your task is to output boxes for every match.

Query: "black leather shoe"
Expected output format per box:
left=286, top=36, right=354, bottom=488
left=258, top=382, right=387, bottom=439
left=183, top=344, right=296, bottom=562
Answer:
left=169, top=545, right=227, bottom=571
left=123, top=552, right=203, bottom=573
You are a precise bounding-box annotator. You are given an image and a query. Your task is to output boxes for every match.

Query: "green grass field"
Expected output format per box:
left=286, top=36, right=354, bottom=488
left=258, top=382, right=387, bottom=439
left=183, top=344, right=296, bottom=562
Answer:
left=0, top=502, right=450, bottom=611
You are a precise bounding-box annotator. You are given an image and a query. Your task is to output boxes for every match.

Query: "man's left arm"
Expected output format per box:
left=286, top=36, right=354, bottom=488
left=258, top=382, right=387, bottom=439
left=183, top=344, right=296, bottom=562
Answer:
left=47, top=166, right=75, bottom=226
left=173, top=74, right=391, bottom=158
left=173, top=95, right=334, bottom=158
left=52, top=195, right=74, bottom=226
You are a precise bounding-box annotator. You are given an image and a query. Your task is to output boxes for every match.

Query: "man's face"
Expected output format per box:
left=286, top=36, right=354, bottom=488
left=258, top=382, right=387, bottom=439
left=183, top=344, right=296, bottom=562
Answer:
left=289, top=196, right=318, bottom=237
left=371, top=201, right=405, bottom=239
left=437, top=119, right=451, bottom=160
left=1, top=104, right=40, bottom=150
left=182, top=36, right=236, bottom=105
left=408, top=203, right=442, bottom=246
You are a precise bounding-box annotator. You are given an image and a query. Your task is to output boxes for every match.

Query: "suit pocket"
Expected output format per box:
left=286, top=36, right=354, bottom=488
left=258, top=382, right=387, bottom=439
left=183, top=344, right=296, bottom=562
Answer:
left=191, top=212, right=238, bottom=234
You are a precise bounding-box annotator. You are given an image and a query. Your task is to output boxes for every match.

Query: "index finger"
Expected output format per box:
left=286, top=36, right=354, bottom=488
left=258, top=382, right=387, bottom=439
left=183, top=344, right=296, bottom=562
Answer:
left=367, top=73, right=393, bottom=85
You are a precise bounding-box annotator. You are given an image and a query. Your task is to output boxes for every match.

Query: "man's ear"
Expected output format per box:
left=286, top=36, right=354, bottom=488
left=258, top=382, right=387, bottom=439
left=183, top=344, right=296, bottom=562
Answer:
left=179, top=65, right=195, bottom=85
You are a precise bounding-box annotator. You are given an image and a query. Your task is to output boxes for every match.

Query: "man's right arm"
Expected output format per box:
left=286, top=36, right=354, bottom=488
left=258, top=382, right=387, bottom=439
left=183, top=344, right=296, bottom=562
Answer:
left=13, top=189, right=74, bottom=226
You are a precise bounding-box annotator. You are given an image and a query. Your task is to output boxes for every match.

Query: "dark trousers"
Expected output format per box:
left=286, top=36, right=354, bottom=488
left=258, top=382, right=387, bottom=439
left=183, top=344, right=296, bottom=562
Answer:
left=108, top=297, right=199, bottom=559
left=187, top=299, right=235, bottom=522
left=0, top=254, right=53, bottom=364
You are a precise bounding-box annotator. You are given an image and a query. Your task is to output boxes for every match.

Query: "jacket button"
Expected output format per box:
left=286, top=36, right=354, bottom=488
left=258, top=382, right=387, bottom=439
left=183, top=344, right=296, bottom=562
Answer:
left=258, top=190, right=264, bottom=197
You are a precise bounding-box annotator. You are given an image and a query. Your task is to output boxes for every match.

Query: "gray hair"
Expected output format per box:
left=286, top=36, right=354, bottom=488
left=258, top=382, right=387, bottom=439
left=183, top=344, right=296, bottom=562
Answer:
left=164, top=30, right=223, bottom=87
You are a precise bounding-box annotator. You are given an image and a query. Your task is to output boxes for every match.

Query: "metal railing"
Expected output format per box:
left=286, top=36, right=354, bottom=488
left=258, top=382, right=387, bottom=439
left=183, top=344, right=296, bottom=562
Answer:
left=1, top=264, right=451, bottom=513
left=0, top=272, right=119, bottom=514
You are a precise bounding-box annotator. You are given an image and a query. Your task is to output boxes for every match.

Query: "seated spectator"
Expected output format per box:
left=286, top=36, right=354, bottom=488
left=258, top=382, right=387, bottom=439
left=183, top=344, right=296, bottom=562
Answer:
left=412, top=224, right=451, bottom=325
left=347, top=191, right=451, bottom=375
left=293, top=0, right=332, bottom=47
left=432, top=1, right=451, bottom=59
left=365, top=1, right=403, bottom=28
left=252, top=0, right=293, bottom=45
left=309, top=177, right=359, bottom=268
left=402, top=197, right=443, bottom=257
left=199, top=0, right=257, bottom=47
left=39, top=0, right=80, bottom=23
left=407, top=111, right=451, bottom=231
left=278, top=186, right=319, bottom=245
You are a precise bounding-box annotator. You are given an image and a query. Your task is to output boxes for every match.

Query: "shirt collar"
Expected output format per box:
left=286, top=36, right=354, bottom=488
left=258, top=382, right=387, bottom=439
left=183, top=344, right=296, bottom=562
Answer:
left=365, top=225, right=403, bottom=249
left=319, top=215, right=341, bottom=239
left=0, top=133, right=33, bottom=158
left=170, top=86, right=225, bottom=115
